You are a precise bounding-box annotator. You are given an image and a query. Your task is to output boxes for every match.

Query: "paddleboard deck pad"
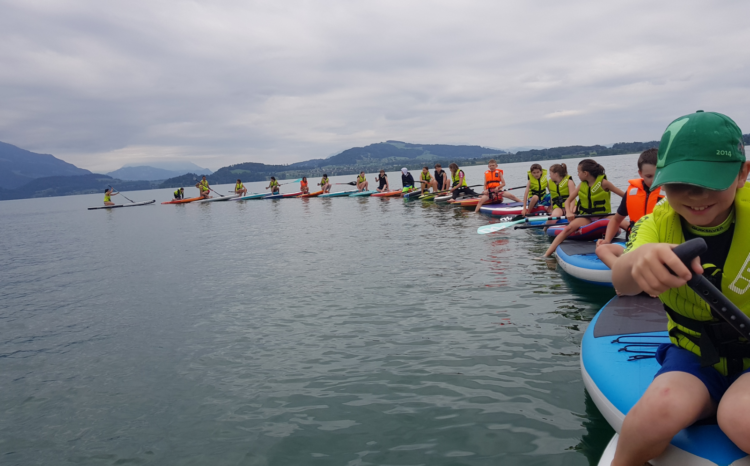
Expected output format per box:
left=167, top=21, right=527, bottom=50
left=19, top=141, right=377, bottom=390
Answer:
left=233, top=193, right=267, bottom=200
left=196, top=195, right=240, bottom=203
left=350, top=190, right=378, bottom=197
left=583, top=295, right=748, bottom=465
left=299, top=190, right=324, bottom=198
left=89, top=200, right=155, bottom=210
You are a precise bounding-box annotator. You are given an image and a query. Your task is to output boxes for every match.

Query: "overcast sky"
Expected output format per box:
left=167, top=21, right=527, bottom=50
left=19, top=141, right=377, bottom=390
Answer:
left=1, top=0, right=749, bottom=172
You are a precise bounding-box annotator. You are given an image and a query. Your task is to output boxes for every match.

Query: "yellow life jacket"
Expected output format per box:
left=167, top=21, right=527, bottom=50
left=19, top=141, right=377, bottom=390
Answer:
left=321, top=177, right=329, bottom=185
left=174, top=189, right=181, bottom=197
left=235, top=182, right=244, bottom=190
left=576, top=174, right=610, bottom=214
left=200, top=180, right=209, bottom=191
left=527, top=169, right=548, bottom=199
left=451, top=169, right=467, bottom=187
left=104, top=193, right=111, bottom=202
left=549, top=175, right=573, bottom=208
left=269, top=180, right=278, bottom=187
left=421, top=172, right=431, bottom=182
left=357, top=174, right=366, bottom=183
left=646, top=182, right=750, bottom=376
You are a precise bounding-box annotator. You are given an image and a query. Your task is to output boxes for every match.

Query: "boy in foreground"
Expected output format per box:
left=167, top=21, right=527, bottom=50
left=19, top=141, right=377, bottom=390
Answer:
left=611, top=111, right=750, bottom=465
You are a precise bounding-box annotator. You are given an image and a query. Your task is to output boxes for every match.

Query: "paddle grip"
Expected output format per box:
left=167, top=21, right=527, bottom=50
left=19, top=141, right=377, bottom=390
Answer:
left=672, top=238, right=750, bottom=341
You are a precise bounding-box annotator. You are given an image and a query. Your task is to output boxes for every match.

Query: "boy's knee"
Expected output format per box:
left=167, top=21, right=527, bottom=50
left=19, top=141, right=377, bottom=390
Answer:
left=718, top=402, right=750, bottom=438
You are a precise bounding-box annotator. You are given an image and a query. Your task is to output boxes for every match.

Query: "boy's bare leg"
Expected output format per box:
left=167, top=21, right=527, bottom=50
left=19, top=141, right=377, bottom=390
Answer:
left=613, top=372, right=714, bottom=466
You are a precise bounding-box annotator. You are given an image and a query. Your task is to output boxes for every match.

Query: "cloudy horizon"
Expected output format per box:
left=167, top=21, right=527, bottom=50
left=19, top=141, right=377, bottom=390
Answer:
left=1, top=0, right=749, bottom=172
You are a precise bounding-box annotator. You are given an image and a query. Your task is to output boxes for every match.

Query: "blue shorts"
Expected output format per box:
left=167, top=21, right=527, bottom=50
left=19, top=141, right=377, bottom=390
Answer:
left=655, top=343, right=750, bottom=402
left=526, top=194, right=551, bottom=207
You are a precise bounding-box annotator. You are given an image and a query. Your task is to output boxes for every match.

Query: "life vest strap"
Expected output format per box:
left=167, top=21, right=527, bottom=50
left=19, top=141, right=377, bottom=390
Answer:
left=666, top=307, right=750, bottom=375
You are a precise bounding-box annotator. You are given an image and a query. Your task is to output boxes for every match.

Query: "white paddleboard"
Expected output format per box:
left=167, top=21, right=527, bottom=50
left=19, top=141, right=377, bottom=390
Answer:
left=88, top=200, right=155, bottom=210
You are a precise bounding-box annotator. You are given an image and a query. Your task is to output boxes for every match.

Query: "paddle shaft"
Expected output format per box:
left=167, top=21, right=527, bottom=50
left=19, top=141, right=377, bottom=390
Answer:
left=672, top=238, right=750, bottom=340
left=209, top=187, right=225, bottom=198
left=109, top=186, right=135, bottom=203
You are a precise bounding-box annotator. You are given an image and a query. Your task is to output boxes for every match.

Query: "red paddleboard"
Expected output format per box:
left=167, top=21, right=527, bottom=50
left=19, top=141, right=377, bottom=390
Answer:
left=162, top=196, right=202, bottom=204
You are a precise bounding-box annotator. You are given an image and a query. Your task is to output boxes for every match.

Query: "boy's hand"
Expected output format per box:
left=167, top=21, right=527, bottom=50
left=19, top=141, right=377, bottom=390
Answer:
left=631, top=243, right=703, bottom=296
left=596, top=239, right=610, bottom=247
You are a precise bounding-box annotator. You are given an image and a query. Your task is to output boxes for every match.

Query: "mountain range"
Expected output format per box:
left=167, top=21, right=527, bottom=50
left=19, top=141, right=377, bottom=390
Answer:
left=3, top=135, right=749, bottom=201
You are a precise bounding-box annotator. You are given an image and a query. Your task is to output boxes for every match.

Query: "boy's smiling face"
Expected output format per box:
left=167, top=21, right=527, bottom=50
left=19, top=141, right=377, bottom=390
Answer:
left=663, top=162, right=750, bottom=227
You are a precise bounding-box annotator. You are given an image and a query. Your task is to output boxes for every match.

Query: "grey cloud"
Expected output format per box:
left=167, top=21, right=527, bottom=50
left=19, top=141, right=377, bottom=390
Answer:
left=0, top=0, right=749, bottom=171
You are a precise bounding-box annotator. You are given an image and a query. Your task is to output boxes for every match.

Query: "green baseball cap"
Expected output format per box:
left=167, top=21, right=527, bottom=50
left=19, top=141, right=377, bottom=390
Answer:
left=653, top=110, right=746, bottom=190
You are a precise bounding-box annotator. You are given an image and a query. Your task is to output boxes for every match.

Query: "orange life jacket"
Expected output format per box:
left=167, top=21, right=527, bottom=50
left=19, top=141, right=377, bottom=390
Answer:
left=625, top=178, right=665, bottom=223
left=301, top=180, right=308, bottom=188
left=485, top=169, right=504, bottom=189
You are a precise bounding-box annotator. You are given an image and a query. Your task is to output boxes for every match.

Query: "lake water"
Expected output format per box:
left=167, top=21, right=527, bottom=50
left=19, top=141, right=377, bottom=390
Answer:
left=0, top=153, right=643, bottom=465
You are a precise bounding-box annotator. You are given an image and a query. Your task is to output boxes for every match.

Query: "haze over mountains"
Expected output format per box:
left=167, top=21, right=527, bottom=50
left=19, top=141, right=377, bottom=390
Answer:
left=106, top=162, right=213, bottom=181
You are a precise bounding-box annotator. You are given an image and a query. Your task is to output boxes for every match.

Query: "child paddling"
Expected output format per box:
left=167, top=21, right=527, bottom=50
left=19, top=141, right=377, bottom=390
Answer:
left=610, top=110, right=750, bottom=465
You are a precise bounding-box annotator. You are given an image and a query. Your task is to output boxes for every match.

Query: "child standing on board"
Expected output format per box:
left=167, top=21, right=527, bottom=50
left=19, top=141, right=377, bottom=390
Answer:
left=546, top=163, right=576, bottom=224
left=521, top=164, right=549, bottom=216
left=196, top=175, right=210, bottom=199
left=475, top=159, right=521, bottom=212
left=610, top=111, right=750, bottom=465
left=266, top=177, right=280, bottom=194
left=319, top=174, right=331, bottom=193
left=595, top=149, right=665, bottom=268
left=542, top=159, right=624, bottom=258
left=357, top=172, right=369, bottom=192
left=300, top=177, right=309, bottom=195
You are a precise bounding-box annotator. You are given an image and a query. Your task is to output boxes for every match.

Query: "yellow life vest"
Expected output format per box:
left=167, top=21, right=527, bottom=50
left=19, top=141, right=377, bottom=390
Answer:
left=269, top=180, right=278, bottom=187
left=357, top=175, right=366, bottom=183
left=235, top=182, right=244, bottom=190
left=645, top=182, right=750, bottom=375
left=321, top=177, right=329, bottom=185
left=421, top=172, right=431, bottom=182
left=549, top=175, right=573, bottom=208
left=200, top=180, right=209, bottom=191
left=174, top=189, right=181, bottom=197
left=576, top=174, right=610, bottom=214
left=527, top=169, right=548, bottom=199
left=451, top=169, right=467, bottom=187
left=104, top=193, right=111, bottom=202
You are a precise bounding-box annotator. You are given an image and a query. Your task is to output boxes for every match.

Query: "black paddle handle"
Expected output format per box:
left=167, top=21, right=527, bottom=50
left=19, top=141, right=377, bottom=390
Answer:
left=672, top=238, right=750, bottom=340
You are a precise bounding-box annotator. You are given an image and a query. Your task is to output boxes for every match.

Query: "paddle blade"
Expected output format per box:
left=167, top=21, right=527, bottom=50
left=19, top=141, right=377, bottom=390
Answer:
left=477, top=220, right=524, bottom=235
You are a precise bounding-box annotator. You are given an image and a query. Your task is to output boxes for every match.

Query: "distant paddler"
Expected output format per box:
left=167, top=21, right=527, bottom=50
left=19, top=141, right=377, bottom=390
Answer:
left=319, top=174, right=331, bottom=193
left=356, top=171, right=369, bottom=192
left=433, top=164, right=449, bottom=191
left=103, top=187, right=118, bottom=206
left=475, top=159, right=520, bottom=212
left=195, top=176, right=210, bottom=199
left=234, top=179, right=247, bottom=196
left=419, top=166, right=435, bottom=194
left=266, top=177, right=280, bottom=194
left=401, top=167, right=416, bottom=194
left=300, top=176, right=310, bottom=195
left=173, top=187, right=185, bottom=200
left=375, top=170, right=389, bottom=192
left=448, top=163, right=477, bottom=199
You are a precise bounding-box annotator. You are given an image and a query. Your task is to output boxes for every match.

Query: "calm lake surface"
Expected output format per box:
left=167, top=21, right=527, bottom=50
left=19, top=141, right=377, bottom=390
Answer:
left=1, top=153, right=643, bottom=465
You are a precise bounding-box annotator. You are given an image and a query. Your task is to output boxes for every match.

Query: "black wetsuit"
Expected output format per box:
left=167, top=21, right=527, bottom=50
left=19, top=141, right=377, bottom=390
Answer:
left=377, top=174, right=388, bottom=190
left=402, top=172, right=415, bottom=189
left=434, top=170, right=448, bottom=190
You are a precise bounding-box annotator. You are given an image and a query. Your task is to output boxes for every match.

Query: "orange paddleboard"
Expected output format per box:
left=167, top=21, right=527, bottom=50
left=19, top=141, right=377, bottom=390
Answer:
left=371, top=191, right=402, bottom=198
left=299, top=190, right=324, bottom=198
left=162, top=196, right=202, bottom=204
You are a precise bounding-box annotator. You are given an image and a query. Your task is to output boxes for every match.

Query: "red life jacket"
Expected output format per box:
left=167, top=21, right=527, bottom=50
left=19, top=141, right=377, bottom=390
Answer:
left=485, top=169, right=503, bottom=189
left=625, top=178, right=665, bottom=223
